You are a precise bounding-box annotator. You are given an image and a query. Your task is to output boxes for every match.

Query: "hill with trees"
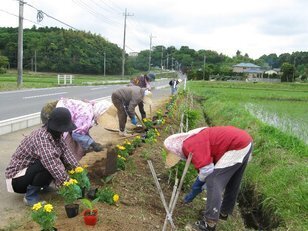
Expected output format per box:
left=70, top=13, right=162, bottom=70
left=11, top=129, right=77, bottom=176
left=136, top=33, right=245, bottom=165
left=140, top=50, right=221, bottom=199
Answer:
left=0, top=26, right=307, bottom=81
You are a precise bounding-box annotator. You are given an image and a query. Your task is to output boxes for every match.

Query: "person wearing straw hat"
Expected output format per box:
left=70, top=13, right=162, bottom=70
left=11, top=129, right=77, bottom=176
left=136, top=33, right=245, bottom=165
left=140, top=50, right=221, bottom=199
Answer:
left=5, top=107, right=80, bottom=206
left=128, top=72, right=155, bottom=119
left=164, top=126, right=253, bottom=231
left=111, top=85, right=152, bottom=137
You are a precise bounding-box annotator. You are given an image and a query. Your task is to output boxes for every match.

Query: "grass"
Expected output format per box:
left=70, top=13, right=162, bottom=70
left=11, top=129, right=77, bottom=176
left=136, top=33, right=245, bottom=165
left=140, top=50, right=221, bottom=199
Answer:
left=187, top=81, right=308, bottom=230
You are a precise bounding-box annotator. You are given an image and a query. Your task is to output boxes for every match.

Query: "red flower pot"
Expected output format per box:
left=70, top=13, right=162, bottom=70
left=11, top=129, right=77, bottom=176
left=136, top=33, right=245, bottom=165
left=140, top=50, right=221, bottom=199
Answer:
left=82, top=209, right=98, bottom=226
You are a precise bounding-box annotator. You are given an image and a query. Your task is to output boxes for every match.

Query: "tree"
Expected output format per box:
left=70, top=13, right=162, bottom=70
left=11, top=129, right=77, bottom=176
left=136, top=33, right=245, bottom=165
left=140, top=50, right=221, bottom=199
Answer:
left=0, top=54, right=9, bottom=73
left=281, top=62, right=294, bottom=82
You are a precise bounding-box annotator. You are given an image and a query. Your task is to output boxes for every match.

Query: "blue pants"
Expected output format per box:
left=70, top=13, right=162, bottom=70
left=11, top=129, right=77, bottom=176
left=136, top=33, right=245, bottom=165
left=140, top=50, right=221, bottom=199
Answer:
left=72, top=132, right=94, bottom=150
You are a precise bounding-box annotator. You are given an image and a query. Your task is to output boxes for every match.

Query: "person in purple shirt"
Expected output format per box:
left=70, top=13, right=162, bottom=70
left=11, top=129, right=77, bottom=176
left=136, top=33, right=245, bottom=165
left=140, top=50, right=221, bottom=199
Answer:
left=5, top=107, right=79, bottom=206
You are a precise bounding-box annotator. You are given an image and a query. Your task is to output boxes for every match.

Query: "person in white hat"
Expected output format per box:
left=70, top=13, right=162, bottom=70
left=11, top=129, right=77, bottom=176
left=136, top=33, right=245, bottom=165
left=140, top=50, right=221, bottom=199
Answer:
left=168, top=78, right=182, bottom=95
left=5, top=107, right=79, bottom=206
left=164, top=126, right=253, bottom=231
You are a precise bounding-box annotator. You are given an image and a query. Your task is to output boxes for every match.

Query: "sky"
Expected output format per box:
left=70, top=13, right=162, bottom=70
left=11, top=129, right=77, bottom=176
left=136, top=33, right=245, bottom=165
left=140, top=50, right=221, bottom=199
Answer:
left=0, top=0, right=307, bottom=59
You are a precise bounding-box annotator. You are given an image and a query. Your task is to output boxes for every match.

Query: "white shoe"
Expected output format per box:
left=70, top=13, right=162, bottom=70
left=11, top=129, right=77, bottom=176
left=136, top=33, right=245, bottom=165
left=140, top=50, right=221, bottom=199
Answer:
left=119, top=131, right=132, bottom=137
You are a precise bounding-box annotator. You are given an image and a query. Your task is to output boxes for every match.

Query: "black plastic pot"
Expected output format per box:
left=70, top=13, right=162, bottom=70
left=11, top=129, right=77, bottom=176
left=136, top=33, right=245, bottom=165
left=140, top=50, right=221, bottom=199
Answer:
left=65, top=204, right=79, bottom=218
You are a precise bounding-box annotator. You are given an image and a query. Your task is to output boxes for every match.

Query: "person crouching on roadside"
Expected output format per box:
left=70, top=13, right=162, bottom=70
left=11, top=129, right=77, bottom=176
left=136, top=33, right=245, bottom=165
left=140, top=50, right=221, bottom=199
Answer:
left=111, top=85, right=152, bottom=137
left=5, top=107, right=80, bottom=206
left=164, top=126, right=253, bottom=231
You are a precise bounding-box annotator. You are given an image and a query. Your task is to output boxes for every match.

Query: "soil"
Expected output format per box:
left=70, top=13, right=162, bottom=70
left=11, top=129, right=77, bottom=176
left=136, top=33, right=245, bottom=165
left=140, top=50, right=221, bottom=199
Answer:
left=12, top=95, right=184, bottom=231
left=8, top=94, right=249, bottom=231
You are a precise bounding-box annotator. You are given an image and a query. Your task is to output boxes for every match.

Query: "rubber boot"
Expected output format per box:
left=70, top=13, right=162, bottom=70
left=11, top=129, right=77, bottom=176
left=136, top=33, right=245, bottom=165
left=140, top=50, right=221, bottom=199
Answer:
left=23, top=185, right=41, bottom=206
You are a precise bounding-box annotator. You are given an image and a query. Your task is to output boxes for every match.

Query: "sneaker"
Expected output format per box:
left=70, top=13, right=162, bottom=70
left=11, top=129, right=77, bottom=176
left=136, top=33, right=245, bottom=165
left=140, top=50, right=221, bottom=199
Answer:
left=119, top=131, right=132, bottom=137
left=219, top=213, right=228, bottom=221
left=193, top=220, right=216, bottom=231
left=24, top=197, right=46, bottom=207
left=91, top=142, right=103, bottom=152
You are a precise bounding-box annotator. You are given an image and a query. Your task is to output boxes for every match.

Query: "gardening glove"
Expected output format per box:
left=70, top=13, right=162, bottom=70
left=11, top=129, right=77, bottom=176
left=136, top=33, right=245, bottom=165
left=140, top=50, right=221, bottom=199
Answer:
left=183, top=177, right=206, bottom=204
left=131, top=116, right=137, bottom=125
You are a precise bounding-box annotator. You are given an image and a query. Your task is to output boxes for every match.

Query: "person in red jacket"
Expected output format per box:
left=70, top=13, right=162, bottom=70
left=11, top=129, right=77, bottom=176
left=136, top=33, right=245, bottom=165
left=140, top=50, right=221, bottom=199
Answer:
left=164, top=126, right=253, bottom=231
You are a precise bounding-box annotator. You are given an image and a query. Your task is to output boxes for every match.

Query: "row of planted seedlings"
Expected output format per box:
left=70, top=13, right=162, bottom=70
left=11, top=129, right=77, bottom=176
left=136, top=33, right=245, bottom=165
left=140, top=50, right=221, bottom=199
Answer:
left=30, top=96, right=178, bottom=231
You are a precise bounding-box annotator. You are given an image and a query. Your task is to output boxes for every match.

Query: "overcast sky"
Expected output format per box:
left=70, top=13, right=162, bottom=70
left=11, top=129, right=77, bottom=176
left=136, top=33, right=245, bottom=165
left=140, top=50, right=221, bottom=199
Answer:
left=1, top=0, right=307, bottom=59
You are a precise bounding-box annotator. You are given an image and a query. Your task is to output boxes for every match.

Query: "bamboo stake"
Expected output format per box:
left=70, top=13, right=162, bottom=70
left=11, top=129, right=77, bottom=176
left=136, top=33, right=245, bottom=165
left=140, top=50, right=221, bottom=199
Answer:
left=170, top=153, right=193, bottom=217
left=162, top=177, right=179, bottom=231
left=162, top=153, right=193, bottom=231
left=147, top=160, right=176, bottom=229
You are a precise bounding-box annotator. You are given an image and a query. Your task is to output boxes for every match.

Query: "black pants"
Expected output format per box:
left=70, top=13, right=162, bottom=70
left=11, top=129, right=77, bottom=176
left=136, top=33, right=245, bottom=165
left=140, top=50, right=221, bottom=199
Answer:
left=12, top=160, right=53, bottom=193
left=138, top=102, right=146, bottom=119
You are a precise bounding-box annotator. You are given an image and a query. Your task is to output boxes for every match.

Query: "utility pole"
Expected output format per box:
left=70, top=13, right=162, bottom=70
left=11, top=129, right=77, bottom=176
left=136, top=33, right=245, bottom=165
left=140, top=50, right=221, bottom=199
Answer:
left=122, top=8, right=133, bottom=78
left=171, top=57, right=174, bottom=70
left=166, top=54, right=169, bottom=70
left=148, top=34, right=155, bottom=71
left=161, top=46, right=163, bottom=70
left=17, top=0, right=24, bottom=87
left=104, top=52, right=106, bottom=76
left=203, top=54, right=206, bottom=80
left=34, top=50, right=37, bottom=72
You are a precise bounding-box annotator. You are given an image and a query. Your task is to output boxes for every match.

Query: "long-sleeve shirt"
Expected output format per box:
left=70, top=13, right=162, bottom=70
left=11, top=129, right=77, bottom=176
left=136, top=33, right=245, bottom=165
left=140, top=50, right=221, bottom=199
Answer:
left=5, top=126, right=79, bottom=187
left=182, top=126, right=253, bottom=169
left=112, top=86, right=146, bottom=118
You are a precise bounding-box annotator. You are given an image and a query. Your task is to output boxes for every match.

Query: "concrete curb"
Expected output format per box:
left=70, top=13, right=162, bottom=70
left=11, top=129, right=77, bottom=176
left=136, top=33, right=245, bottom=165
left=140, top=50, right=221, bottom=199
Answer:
left=0, top=113, right=41, bottom=136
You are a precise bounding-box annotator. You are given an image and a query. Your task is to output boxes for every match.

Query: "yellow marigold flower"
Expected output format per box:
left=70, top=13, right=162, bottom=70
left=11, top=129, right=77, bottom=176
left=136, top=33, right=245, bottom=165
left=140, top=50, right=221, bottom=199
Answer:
left=143, top=118, right=147, bottom=122
left=117, top=145, right=126, bottom=150
left=69, top=178, right=78, bottom=184
left=75, top=166, right=84, bottom=173
left=32, top=202, right=42, bottom=211
left=68, top=170, right=75, bottom=174
left=43, top=204, right=53, bottom=213
left=113, top=194, right=119, bottom=203
left=156, top=132, right=160, bottom=136
left=63, top=181, right=70, bottom=186
left=121, top=156, right=126, bottom=161
left=118, top=154, right=122, bottom=158
left=135, top=136, right=141, bottom=139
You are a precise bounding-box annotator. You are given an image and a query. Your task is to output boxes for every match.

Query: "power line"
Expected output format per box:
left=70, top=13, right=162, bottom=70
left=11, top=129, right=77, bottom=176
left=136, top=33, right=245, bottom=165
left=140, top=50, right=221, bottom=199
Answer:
left=0, top=8, right=42, bottom=26
left=23, top=1, right=78, bottom=30
left=73, top=0, right=122, bottom=26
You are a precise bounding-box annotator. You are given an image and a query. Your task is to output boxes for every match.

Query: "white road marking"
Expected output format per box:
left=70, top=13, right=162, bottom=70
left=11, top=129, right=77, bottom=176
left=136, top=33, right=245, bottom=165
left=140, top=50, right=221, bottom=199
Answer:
left=23, top=92, right=67, bottom=99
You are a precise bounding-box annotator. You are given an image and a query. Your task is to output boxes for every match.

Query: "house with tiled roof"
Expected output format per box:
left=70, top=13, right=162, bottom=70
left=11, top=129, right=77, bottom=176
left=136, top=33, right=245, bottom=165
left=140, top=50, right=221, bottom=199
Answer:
left=232, top=62, right=263, bottom=78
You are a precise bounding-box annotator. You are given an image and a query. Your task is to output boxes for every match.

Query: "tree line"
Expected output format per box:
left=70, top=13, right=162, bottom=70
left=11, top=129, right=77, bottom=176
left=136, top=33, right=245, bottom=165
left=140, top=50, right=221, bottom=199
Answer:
left=0, top=26, right=307, bottom=81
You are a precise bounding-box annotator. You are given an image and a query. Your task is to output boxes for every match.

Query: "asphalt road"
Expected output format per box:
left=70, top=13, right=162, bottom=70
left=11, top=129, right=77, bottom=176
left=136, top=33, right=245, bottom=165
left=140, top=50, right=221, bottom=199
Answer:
left=0, top=79, right=170, bottom=120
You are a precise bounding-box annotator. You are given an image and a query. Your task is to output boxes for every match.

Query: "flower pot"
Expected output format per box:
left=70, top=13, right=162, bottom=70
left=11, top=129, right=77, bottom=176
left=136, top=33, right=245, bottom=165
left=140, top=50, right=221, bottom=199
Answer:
left=83, top=209, right=98, bottom=226
left=64, top=204, right=79, bottom=218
